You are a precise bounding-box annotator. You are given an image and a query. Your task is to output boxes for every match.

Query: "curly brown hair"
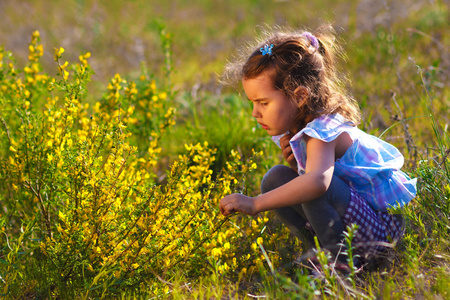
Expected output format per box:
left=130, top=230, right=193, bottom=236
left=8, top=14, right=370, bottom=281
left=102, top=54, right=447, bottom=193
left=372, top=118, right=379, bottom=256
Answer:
left=222, top=25, right=361, bottom=132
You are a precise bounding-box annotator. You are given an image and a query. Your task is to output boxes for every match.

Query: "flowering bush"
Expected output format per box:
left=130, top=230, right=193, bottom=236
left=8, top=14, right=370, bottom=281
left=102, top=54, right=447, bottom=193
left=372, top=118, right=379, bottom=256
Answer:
left=0, top=31, right=292, bottom=298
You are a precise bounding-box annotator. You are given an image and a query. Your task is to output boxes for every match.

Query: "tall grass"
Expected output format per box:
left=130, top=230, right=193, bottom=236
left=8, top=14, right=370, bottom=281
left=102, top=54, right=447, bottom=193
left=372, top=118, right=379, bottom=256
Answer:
left=166, top=90, right=280, bottom=178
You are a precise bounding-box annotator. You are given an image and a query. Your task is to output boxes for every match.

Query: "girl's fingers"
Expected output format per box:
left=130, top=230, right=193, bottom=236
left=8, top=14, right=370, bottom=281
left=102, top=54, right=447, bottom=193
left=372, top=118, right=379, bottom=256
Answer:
left=219, top=197, right=234, bottom=216
left=280, top=134, right=295, bottom=161
left=279, top=137, right=290, bottom=150
left=220, top=193, right=257, bottom=216
left=280, top=133, right=293, bottom=147
left=221, top=205, right=235, bottom=216
left=282, top=145, right=293, bottom=158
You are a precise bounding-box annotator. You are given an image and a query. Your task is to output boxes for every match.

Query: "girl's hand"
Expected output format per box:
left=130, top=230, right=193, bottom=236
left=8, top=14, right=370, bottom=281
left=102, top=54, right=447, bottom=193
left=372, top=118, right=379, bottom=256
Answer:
left=280, top=133, right=298, bottom=172
left=219, top=193, right=258, bottom=216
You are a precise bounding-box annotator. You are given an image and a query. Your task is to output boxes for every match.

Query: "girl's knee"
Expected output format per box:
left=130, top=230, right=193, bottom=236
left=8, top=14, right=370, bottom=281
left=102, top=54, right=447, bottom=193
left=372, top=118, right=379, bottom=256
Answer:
left=260, top=165, right=298, bottom=193
left=302, top=175, right=350, bottom=216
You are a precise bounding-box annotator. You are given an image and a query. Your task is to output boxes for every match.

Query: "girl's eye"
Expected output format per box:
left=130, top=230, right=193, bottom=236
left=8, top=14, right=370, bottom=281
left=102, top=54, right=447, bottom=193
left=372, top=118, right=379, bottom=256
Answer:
left=261, top=102, right=268, bottom=107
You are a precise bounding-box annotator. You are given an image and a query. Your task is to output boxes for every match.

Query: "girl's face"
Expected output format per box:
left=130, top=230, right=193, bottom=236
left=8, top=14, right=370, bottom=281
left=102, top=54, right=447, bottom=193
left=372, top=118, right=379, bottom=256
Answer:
left=243, top=72, right=298, bottom=136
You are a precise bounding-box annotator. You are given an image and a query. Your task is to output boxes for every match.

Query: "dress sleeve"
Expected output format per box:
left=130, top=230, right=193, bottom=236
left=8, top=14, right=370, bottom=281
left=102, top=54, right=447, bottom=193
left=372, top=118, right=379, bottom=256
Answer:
left=289, top=114, right=354, bottom=174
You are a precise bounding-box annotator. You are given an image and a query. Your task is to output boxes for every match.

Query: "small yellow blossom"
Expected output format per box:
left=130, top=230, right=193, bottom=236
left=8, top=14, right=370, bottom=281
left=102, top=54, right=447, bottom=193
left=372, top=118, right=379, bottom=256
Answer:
left=54, top=47, right=64, bottom=60
left=159, top=92, right=167, bottom=99
left=58, top=211, right=66, bottom=220
left=211, top=248, right=222, bottom=257
left=63, top=70, right=69, bottom=80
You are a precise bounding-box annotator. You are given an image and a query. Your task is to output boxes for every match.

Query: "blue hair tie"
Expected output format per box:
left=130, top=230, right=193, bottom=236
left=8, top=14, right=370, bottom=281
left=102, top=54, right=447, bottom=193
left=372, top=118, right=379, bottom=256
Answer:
left=260, top=44, right=274, bottom=56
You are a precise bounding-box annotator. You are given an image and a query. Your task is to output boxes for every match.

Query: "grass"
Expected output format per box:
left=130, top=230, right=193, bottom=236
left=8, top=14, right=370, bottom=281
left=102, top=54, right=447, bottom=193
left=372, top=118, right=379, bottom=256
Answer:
left=1, top=0, right=450, bottom=298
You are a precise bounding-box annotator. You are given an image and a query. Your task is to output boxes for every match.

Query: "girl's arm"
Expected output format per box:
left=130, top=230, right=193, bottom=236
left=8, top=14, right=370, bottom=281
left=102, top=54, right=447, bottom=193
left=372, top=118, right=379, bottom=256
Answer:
left=219, top=136, right=337, bottom=216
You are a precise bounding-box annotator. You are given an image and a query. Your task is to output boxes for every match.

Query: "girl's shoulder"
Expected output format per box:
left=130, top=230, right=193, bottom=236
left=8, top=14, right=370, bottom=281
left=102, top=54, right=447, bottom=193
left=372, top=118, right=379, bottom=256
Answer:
left=308, top=113, right=355, bottom=128
left=296, top=113, right=355, bottom=142
left=272, top=113, right=356, bottom=148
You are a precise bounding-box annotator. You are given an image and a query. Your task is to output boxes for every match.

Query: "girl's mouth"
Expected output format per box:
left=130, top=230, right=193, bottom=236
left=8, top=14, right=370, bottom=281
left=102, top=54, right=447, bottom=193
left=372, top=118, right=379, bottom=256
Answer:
left=258, top=122, right=269, bottom=130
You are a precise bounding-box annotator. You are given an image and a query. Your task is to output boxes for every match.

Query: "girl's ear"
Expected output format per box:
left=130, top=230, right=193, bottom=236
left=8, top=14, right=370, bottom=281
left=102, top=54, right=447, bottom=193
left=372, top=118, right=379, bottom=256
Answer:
left=293, top=86, right=308, bottom=103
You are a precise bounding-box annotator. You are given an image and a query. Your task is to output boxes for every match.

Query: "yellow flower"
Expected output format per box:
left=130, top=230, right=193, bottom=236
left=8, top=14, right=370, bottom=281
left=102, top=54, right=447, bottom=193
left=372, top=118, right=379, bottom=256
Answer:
left=63, top=70, right=69, bottom=81
left=150, top=80, right=157, bottom=90
left=36, top=45, right=44, bottom=56
left=54, top=47, right=64, bottom=61
left=159, top=92, right=167, bottom=99
left=211, top=248, right=222, bottom=257
left=218, top=263, right=229, bottom=273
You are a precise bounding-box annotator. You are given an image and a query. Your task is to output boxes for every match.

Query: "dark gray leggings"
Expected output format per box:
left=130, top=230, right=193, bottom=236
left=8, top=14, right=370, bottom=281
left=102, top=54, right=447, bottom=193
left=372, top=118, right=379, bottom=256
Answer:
left=261, top=165, right=351, bottom=257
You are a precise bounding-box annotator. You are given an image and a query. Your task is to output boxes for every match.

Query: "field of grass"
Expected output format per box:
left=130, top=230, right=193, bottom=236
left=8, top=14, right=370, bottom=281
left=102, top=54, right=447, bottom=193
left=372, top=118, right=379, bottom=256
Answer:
left=0, top=0, right=449, bottom=298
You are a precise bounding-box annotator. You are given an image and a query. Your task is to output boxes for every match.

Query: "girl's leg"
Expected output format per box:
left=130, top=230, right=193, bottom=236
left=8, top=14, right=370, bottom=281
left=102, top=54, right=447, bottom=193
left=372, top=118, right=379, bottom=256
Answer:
left=260, top=165, right=314, bottom=250
left=261, top=165, right=351, bottom=259
left=301, top=175, right=351, bottom=260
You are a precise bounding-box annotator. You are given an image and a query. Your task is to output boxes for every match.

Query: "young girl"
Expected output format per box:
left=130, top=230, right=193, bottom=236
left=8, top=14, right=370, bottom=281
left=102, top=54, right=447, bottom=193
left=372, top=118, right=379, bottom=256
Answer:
left=219, top=26, right=417, bottom=266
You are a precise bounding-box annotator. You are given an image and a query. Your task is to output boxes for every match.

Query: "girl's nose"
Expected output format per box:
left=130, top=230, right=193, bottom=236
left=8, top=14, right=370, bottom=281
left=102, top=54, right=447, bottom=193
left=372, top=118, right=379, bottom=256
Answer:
left=252, top=105, right=261, bottom=118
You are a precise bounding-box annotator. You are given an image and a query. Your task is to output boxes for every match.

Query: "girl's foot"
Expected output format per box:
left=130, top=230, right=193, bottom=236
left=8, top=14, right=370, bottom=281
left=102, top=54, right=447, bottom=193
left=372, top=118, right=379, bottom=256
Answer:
left=293, top=250, right=360, bottom=277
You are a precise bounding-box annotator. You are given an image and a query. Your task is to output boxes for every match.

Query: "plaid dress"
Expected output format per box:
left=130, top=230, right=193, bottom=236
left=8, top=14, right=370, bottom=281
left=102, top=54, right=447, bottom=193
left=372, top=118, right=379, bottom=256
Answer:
left=342, top=188, right=405, bottom=258
left=273, top=113, right=417, bottom=257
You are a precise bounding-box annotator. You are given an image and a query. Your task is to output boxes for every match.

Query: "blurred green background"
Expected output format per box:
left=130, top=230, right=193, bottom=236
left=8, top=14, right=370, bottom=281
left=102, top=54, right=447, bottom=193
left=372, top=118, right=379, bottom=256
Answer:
left=2, top=0, right=446, bottom=89
left=1, top=0, right=448, bottom=167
